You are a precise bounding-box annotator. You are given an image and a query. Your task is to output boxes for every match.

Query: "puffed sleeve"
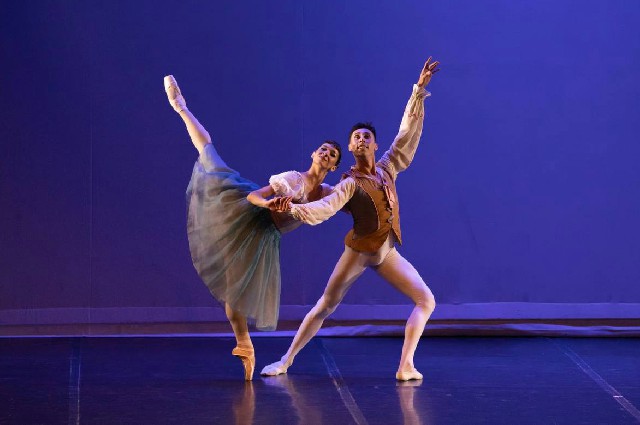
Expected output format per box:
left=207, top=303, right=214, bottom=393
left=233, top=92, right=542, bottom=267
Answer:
left=269, top=171, right=304, bottom=201
left=378, top=84, right=430, bottom=179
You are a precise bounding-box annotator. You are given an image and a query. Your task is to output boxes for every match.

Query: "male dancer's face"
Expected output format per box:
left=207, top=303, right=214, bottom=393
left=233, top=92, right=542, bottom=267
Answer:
left=348, top=129, right=377, bottom=159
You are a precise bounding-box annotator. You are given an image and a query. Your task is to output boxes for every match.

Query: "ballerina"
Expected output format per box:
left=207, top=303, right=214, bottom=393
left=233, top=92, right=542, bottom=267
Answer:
left=164, top=75, right=341, bottom=380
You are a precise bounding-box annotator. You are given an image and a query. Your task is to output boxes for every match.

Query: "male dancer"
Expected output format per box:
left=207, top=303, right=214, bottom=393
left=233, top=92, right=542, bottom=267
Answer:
left=261, top=57, right=440, bottom=381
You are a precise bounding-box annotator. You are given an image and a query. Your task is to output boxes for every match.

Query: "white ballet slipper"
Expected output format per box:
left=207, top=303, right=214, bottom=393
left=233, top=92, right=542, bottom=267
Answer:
left=260, top=360, right=289, bottom=376
left=396, top=368, right=424, bottom=381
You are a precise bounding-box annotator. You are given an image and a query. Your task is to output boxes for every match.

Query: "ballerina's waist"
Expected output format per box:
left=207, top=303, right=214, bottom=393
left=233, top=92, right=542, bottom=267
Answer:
left=269, top=211, right=303, bottom=235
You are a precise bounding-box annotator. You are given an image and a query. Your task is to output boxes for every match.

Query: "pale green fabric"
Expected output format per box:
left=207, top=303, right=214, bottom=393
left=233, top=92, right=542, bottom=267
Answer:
left=186, top=144, right=281, bottom=330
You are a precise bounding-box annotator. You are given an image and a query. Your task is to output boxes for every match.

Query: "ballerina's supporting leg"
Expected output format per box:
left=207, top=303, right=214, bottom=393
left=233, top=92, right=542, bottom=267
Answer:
left=225, top=303, right=255, bottom=381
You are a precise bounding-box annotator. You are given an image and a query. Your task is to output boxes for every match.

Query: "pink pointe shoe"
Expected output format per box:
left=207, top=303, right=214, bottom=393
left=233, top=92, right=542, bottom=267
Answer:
left=163, top=75, right=187, bottom=113
left=232, top=346, right=255, bottom=381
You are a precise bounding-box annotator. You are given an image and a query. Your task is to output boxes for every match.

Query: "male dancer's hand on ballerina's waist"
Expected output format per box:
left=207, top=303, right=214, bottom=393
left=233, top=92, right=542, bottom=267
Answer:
left=418, top=56, right=440, bottom=88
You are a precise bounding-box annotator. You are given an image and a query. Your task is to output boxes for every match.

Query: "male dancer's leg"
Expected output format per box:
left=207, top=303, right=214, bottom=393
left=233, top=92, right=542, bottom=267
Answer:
left=373, top=249, right=435, bottom=381
left=260, top=246, right=368, bottom=375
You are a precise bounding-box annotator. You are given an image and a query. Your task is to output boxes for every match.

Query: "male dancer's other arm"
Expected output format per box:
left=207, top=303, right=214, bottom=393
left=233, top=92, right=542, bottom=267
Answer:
left=247, top=186, right=291, bottom=212
left=287, top=178, right=357, bottom=224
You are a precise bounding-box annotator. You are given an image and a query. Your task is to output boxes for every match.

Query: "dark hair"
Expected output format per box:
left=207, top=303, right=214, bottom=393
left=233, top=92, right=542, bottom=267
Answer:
left=349, top=122, right=377, bottom=141
left=323, top=139, right=342, bottom=166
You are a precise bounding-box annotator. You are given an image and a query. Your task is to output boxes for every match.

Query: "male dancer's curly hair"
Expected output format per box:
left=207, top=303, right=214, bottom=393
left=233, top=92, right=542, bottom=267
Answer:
left=348, top=122, right=377, bottom=141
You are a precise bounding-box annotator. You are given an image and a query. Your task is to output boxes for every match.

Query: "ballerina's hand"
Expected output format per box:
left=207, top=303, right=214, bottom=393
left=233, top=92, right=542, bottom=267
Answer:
left=266, top=196, right=293, bottom=212
left=277, top=196, right=293, bottom=212
left=264, top=198, right=280, bottom=211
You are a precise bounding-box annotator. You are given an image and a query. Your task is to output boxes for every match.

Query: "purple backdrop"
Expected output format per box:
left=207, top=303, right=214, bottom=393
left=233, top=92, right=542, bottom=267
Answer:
left=1, top=0, right=639, bottom=331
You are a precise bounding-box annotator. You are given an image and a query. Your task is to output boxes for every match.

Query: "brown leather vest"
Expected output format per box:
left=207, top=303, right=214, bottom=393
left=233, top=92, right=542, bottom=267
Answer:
left=341, top=163, right=402, bottom=253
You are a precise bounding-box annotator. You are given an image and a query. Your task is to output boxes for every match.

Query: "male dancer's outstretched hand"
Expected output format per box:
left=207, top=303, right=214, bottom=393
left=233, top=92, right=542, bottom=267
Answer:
left=418, top=57, right=440, bottom=88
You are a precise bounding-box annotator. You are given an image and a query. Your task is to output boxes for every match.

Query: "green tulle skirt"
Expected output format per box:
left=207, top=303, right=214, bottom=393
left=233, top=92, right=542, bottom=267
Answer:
left=186, top=145, right=281, bottom=331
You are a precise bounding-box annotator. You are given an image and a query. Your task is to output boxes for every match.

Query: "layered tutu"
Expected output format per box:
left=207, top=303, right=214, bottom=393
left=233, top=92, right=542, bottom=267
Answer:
left=186, top=144, right=281, bottom=330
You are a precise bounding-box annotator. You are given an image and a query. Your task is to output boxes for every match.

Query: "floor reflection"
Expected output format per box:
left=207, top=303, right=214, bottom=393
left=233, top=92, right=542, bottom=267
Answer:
left=262, top=375, right=324, bottom=424
left=396, top=380, right=427, bottom=425
left=3, top=337, right=636, bottom=424
left=232, top=382, right=255, bottom=425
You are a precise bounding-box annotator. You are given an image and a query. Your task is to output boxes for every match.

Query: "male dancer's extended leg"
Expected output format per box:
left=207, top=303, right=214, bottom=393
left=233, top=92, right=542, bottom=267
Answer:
left=260, top=247, right=368, bottom=375
left=373, top=249, right=435, bottom=381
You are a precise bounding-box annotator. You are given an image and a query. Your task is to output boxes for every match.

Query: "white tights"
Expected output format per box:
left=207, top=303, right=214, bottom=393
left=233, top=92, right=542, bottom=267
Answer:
left=263, top=236, right=435, bottom=377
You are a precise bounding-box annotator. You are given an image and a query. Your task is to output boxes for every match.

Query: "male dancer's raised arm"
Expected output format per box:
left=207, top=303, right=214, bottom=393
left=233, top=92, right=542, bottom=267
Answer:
left=283, top=58, right=439, bottom=225
left=379, top=63, right=434, bottom=176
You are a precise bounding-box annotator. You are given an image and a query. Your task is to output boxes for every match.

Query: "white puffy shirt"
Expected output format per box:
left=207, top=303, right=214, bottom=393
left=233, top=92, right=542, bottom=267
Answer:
left=290, top=84, right=430, bottom=225
left=268, top=170, right=333, bottom=233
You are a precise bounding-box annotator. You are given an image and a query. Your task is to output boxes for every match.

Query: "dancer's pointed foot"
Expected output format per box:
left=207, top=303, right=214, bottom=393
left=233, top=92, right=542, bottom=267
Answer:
left=260, top=360, right=289, bottom=376
left=232, top=346, right=255, bottom=381
left=163, top=75, right=187, bottom=113
left=396, top=368, right=423, bottom=381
